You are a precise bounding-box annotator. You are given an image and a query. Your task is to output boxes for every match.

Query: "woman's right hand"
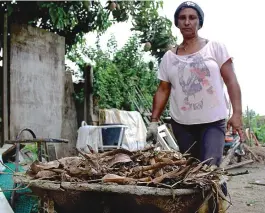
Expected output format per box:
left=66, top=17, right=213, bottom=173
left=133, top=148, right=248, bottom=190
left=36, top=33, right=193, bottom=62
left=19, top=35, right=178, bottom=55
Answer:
left=146, top=122, right=159, bottom=143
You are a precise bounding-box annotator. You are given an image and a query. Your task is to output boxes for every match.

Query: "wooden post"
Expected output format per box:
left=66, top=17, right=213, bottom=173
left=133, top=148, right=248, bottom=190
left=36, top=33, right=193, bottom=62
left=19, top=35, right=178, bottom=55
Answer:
left=2, top=13, right=9, bottom=146
left=247, top=106, right=252, bottom=146
left=84, top=65, right=94, bottom=125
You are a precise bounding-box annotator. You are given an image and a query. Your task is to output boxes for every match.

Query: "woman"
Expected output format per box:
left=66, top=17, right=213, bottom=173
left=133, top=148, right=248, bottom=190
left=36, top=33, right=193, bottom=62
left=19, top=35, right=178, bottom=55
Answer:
left=147, top=1, right=243, bottom=167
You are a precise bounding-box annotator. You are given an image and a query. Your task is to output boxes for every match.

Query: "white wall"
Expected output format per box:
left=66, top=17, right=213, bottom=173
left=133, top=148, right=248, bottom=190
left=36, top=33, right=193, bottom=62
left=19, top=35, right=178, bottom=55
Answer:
left=9, top=24, right=77, bottom=157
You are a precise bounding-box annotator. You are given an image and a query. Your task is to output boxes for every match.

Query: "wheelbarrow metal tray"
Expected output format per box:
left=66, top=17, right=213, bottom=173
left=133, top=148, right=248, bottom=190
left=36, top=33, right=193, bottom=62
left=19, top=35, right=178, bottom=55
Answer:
left=13, top=173, right=209, bottom=213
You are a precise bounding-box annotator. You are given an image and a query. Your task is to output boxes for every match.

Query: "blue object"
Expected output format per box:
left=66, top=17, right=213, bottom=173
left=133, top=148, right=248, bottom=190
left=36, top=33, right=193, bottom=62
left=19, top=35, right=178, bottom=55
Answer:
left=0, top=163, right=38, bottom=213
left=101, top=124, right=123, bottom=146
left=224, top=142, right=234, bottom=147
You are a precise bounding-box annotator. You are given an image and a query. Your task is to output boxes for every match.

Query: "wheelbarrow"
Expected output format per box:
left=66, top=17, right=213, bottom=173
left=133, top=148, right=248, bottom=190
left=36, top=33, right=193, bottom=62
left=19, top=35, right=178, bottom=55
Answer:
left=12, top=173, right=226, bottom=213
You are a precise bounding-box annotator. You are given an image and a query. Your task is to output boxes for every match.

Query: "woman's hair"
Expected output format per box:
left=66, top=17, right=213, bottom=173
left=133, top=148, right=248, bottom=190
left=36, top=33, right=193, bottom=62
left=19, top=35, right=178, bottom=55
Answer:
left=174, top=1, right=204, bottom=27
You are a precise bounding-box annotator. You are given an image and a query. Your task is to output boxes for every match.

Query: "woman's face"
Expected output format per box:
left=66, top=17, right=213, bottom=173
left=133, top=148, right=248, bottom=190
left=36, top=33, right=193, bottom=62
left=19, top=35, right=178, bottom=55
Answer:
left=177, top=8, right=200, bottom=38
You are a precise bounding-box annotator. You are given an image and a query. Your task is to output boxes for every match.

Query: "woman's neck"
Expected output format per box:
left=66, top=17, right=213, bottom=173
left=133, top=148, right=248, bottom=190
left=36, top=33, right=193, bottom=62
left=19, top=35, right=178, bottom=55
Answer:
left=182, top=35, right=200, bottom=46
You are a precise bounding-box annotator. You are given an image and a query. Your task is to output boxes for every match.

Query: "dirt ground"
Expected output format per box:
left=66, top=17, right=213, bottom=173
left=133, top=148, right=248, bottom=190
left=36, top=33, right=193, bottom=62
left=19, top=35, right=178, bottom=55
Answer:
left=226, top=163, right=265, bottom=213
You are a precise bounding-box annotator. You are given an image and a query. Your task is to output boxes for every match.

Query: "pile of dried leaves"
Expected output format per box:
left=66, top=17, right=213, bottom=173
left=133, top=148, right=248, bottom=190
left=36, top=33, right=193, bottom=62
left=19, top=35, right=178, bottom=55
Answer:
left=26, top=146, right=226, bottom=194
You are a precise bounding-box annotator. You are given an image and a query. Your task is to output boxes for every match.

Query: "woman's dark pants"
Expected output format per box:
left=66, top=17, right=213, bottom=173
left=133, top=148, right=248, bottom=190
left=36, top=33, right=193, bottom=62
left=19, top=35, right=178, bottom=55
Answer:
left=170, top=119, right=226, bottom=166
left=170, top=119, right=228, bottom=198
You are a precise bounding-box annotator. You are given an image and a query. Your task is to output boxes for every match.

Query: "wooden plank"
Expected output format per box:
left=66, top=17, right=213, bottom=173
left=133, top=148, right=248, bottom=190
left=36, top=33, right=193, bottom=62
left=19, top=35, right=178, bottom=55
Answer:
left=2, top=144, right=25, bottom=162
left=84, top=65, right=93, bottom=125
left=220, top=140, right=241, bottom=168
left=5, top=138, right=69, bottom=144
left=224, top=160, right=254, bottom=170
left=47, top=144, right=57, bottom=161
left=2, top=13, right=9, bottom=146
left=249, top=181, right=265, bottom=186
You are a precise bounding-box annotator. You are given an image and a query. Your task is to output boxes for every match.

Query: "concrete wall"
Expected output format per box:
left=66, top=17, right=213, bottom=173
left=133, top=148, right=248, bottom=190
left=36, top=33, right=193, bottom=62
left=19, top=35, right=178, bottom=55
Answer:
left=9, top=24, right=77, bottom=158
left=60, top=71, right=78, bottom=157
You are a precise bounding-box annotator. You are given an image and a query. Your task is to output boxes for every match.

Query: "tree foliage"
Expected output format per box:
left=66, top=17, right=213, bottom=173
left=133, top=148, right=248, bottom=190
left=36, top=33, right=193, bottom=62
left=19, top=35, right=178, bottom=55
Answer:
left=2, top=1, right=176, bottom=59
left=68, top=34, right=158, bottom=111
left=131, top=2, right=176, bottom=60
left=243, top=108, right=265, bottom=143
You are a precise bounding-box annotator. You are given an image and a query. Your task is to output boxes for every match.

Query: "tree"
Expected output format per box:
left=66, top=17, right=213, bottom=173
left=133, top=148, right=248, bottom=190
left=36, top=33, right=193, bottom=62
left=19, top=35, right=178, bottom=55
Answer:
left=243, top=108, right=265, bottom=143
left=1, top=1, right=175, bottom=59
left=69, top=34, right=158, bottom=112
left=131, top=2, right=176, bottom=61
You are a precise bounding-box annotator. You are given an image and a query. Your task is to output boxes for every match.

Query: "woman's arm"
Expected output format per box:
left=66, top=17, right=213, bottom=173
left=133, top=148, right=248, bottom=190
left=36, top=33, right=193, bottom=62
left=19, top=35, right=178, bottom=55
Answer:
left=151, top=80, right=171, bottom=122
left=221, top=59, right=242, bottom=116
left=221, top=59, right=243, bottom=139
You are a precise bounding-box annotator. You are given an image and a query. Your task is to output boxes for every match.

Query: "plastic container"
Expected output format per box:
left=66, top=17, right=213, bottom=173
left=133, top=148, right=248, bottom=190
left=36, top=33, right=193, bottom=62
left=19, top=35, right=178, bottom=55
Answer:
left=100, top=123, right=123, bottom=146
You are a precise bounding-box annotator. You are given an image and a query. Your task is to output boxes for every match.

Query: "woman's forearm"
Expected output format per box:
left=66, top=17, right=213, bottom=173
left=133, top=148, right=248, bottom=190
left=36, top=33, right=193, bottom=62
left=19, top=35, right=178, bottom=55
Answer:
left=226, top=81, right=242, bottom=116
left=151, top=83, right=171, bottom=121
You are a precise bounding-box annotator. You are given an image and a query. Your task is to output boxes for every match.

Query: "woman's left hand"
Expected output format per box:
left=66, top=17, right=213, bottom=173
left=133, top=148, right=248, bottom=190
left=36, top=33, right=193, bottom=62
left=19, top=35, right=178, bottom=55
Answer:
left=227, top=114, right=244, bottom=142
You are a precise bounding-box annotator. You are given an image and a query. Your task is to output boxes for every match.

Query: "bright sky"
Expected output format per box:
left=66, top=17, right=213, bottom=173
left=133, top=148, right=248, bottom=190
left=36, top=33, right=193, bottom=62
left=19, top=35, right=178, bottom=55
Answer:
left=84, top=0, right=265, bottom=115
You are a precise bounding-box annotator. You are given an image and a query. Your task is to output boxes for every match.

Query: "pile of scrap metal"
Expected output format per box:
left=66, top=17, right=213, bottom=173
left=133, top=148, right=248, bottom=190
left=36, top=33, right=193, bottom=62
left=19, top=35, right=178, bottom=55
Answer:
left=13, top=146, right=230, bottom=213
left=223, top=130, right=265, bottom=168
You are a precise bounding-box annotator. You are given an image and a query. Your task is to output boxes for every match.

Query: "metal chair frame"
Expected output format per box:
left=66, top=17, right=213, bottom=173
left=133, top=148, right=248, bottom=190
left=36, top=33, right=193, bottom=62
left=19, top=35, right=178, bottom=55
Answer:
left=4, top=128, right=68, bottom=209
